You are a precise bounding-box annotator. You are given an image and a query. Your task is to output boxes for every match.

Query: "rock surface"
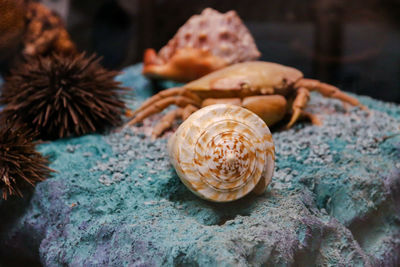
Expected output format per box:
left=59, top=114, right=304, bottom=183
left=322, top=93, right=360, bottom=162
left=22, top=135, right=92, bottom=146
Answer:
left=0, top=64, right=400, bottom=266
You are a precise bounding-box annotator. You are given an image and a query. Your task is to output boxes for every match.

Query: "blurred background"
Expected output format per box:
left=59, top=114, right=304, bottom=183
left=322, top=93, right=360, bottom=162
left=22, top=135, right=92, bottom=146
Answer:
left=14, top=0, right=400, bottom=103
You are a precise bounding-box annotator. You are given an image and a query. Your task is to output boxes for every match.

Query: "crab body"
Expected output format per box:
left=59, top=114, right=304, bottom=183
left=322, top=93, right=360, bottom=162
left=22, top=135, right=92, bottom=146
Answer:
left=183, top=61, right=302, bottom=98
left=129, top=61, right=364, bottom=138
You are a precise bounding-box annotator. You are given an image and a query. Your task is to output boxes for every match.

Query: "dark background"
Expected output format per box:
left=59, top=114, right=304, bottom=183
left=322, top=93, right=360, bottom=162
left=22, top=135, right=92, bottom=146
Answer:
left=42, top=0, right=400, bottom=103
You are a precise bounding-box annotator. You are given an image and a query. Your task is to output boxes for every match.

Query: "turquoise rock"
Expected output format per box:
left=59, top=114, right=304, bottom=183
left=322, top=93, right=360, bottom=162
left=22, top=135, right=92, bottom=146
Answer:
left=0, top=64, right=399, bottom=266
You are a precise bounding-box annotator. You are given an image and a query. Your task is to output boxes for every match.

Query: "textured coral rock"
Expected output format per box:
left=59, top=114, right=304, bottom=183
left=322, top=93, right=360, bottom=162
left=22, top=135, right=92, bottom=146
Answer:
left=0, top=0, right=25, bottom=63
left=22, top=1, right=76, bottom=57
left=0, top=64, right=400, bottom=266
left=143, top=8, right=261, bottom=82
left=0, top=0, right=76, bottom=73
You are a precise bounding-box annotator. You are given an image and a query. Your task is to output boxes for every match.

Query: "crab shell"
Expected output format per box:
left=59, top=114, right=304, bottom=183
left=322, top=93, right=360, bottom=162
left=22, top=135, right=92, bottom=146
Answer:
left=168, top=104, right=275, bottom=202
left=183, top=61, right=303, bottom=99
left=143, top=8, right=261, bottom=82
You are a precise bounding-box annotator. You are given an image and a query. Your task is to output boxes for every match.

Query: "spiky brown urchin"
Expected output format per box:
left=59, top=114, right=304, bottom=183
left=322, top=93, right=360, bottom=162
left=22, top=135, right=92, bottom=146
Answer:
left=0, top=121, right=52, bottom=200
left=0, top=53, right=127, bottom=140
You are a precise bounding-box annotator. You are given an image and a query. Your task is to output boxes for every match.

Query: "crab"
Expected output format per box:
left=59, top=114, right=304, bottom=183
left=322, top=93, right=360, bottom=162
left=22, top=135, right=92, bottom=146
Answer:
left=127, top=61, right=365, bottom=138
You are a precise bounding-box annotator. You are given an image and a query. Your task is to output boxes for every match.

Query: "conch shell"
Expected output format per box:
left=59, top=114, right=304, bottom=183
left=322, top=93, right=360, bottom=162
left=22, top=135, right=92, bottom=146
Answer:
left=143, top=8, right=261, bottom=82
left=168, top=104, right=275, bottom=202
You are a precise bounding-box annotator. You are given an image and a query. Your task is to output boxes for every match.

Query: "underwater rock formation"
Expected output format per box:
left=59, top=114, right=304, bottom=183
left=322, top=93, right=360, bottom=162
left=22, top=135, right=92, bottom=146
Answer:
left=0, top=64, right=399, bottom=266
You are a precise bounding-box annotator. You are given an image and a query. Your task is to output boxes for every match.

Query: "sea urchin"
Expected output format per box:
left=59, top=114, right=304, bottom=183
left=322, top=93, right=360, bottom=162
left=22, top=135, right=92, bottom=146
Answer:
left=1, top=53, right=126, bottom=140
left=0, top=122, right=52, bottom=200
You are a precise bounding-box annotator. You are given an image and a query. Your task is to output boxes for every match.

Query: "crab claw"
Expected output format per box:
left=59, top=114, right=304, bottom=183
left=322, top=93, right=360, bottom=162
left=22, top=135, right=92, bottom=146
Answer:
left=143, top=48, right=159, bottom=68
left=142, top=48, right=227, bottom=82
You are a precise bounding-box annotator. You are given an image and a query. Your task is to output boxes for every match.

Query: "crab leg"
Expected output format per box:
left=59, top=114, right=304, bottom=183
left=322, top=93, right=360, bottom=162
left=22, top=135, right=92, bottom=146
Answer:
left=152, top=104, right=199, bottom=138
left=152, top=108, right=183, bottom=139
left=300, top=111, right=322, bottom=126
left=182, top=104, right=199, bottom=120
left=295, top=78, right=365, bottom=108
left=201, top=98, right=242, bottom=107
left=129, top=87, right=202, bottom=118
left=242, top=95, right=288, bottom=126
left=286, top=88, right=310, bottom=129
left=126, top=96, right=200, bottom=126
left=202, top=95, right=288, bottom=127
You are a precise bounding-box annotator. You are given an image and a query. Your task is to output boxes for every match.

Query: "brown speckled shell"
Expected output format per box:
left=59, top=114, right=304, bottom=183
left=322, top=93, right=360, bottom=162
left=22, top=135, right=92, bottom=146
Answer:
left=143, top=8, right=261, bottom=82
left=159, top=8, right=261, bottom=65
left=168, top=104, right=275, bottom=202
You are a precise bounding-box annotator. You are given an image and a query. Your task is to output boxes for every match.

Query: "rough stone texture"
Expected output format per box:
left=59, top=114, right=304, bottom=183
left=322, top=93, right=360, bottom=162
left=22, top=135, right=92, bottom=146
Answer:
left=0, top=64, right=400, bottom=266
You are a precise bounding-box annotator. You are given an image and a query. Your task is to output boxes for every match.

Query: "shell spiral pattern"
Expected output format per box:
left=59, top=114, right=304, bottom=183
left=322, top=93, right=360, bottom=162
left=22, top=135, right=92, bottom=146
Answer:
left=168, top=104, right=275, bottom=202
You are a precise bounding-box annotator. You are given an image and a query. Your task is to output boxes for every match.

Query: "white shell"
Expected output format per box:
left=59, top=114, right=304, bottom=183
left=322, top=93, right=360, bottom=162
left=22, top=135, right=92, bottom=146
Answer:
left=168, top=104, right=275, bottom=202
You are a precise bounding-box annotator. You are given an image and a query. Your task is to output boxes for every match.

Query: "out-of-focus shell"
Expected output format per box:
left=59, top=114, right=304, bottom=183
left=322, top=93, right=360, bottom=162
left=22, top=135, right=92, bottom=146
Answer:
left=143, top=8, right=261, bottom=82
left=168, top=104, right=275, bottom=202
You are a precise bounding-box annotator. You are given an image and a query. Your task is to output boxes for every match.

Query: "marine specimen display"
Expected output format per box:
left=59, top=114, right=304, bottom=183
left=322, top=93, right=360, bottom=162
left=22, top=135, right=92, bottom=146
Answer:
left=0, top=121, right=52, bottom=199
left=168, top=104, right=275, bottom=202
left=128, top=61, right=365, bottom=138
left=142, top=8, right=260, bottom=82
left=0, top=2, right=399, bottom=266
left=0, top=53, right=126, bottom=140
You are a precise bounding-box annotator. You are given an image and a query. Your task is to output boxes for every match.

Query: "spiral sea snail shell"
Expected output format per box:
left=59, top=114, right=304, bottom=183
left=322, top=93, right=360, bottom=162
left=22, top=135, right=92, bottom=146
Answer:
left=168, top=104, right=275, bottom=202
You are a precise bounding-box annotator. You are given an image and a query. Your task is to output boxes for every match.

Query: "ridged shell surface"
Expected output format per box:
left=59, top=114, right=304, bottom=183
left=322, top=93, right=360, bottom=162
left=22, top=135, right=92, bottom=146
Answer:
left=168, top=104, right=275, bottom=202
